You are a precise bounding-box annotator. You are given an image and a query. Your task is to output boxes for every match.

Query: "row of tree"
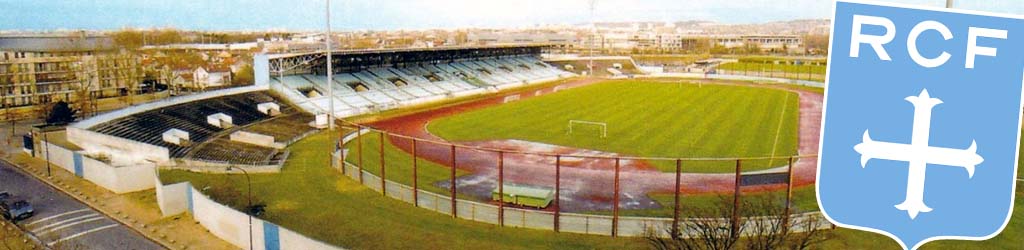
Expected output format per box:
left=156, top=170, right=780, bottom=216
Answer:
left=110, top=28, right=291, bottom=49
left=646, top=195, right=834, bottom=250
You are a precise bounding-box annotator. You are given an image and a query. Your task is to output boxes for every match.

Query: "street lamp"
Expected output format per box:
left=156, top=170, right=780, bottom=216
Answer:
left=225, top=166, right=253, bottom=250
left=43, top=131, right=51, bottom=176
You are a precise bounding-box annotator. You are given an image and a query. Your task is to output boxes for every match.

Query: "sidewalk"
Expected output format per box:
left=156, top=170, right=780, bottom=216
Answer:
left=0, top=122, right=235, bottom=250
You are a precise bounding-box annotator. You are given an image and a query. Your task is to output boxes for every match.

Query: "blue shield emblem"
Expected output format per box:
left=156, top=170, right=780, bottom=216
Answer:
left=818, top=1, right=1023, bottom=249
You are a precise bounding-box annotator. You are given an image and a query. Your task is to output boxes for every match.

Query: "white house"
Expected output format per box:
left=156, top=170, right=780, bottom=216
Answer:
left=193, top=66, right=232, bottom=89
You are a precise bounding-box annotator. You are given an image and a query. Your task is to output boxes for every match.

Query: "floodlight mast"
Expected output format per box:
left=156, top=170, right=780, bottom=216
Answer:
left=326, top=0, right=335, bottom=130
left=589, top=0, right=596, bottom=77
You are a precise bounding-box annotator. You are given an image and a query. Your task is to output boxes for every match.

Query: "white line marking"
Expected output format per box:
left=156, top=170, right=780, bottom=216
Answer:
left=768, top=93, right=792, bottom=167
left=46, top=224, right=119, bottom=247
left=37, top=217, right=107, bottom=236
left=24, top=209, right=91, bottom=226
left=30, top=214, right=100, bottom=232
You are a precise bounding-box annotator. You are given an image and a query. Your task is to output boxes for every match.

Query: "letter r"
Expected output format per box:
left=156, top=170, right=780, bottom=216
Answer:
left=851, top=15, right=896, bottom=61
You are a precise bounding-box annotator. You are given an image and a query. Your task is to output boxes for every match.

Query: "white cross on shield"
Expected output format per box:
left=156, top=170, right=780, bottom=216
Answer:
left=818, top=1, right=1023, bottom=249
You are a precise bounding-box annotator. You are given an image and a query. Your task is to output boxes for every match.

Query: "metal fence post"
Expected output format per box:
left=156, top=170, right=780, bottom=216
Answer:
left=554, top=155, right=561, bottom=232
left=357, top=128, right=364, bottom=184
left=450, top=145, right=457, bottom=218
left=732, top=159, right=742, bottom=236
left=339, top=131, right=346, bottom=175
left=497, top=151, right=504, bottom=226
left=783, top=156, right=796, bottom=230
left=379, top=131, right=386, bottom=195
left=412, top=139, right=418, bottom=207
left=672, top=158, right=682, bottom=237
left=612, top=157, right=620, bottom=237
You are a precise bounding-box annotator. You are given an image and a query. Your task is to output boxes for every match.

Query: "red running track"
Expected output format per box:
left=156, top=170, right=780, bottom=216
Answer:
left=367, top=79, right=823, bottom=212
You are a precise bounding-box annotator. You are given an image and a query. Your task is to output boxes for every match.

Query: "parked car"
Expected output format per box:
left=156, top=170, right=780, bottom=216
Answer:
left=0, top=192, right=34, bottom=221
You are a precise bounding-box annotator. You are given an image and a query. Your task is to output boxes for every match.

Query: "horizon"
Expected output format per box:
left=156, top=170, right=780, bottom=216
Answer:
left=1, top=0, right=1022, bottom=32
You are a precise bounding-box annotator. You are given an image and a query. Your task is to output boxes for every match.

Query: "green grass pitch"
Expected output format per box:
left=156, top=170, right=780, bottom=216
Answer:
left=160, top=130, right=1022, bottom=250
left=427, top=80, right=801, bottom=172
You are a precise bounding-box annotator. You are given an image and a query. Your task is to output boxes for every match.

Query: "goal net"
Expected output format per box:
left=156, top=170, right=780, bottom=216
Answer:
left=567, top=120, right=607, bottom=138
left=503, top=94, right=521, bottom=103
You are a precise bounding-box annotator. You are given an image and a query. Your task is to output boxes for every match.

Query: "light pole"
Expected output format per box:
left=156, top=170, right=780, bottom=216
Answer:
left=326, top=0, right=335, bottom=130
left=588, top=0, right=596, bottom=77
left=43, top=131, right=51, bottom=176
left=226, top=166, right=252, bottom=250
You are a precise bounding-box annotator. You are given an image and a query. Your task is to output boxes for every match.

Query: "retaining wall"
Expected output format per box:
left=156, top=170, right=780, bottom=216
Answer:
left=66, top=127, right=171, bottom=165
left=36, top=139, right=156, bottom=193
left=154, top=177, right=342, bottom=250
left=641, top=72, right=825, bottom=88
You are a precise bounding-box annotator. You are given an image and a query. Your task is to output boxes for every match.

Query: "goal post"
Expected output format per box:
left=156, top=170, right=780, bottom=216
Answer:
left=503, top=94, right=520, bottom=103
left=567, top=120, right=607, bottom=138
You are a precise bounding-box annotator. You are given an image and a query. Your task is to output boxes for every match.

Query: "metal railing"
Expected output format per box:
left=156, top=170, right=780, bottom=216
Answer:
left=333, top=123, right=828, bottom=237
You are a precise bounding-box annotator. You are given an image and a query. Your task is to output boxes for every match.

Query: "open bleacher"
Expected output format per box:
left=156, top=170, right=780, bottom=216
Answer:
left=88, top=91, right=317, bottom=166
left=274, top=55, right=572, bottom=117
left=545, top=56, right=643, bottom=77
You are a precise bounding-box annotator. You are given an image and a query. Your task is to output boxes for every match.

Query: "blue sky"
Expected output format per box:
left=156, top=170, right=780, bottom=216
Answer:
left=1, top=0, right=1023, bottom=31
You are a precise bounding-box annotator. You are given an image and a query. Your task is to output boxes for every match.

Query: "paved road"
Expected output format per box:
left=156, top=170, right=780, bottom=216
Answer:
left=0, top=161, right=163, bottom=250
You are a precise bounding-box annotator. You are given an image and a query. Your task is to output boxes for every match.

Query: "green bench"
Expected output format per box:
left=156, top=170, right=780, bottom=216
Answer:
left=491, top=184, right=555, bottom=208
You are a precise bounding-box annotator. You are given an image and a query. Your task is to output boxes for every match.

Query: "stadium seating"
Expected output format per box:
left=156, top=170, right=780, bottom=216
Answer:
left=274, top=56, right=568, bottom=118
left=89, top=92, right=307, bottom=164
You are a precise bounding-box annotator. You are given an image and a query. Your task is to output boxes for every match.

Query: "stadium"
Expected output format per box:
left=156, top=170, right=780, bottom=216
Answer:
left=32, top=44, right=834, bottom=249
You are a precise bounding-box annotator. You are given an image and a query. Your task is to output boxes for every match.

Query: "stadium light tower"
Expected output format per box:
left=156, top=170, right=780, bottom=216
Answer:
left=326, top=0, right=335, bottom=130
left=589, top=0, right=596, bottom=77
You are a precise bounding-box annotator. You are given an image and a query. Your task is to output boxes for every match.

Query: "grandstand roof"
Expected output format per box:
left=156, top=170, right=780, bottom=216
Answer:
left=266, top=44, right=552, bottom=60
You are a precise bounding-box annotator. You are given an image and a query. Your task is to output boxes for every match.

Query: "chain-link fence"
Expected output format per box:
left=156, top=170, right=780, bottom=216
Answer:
left=715, top=61, right=827, bottom=82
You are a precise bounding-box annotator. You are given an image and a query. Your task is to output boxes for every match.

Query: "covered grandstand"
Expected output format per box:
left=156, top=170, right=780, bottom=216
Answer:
left=59, top=45, right=570, bottom=172
left=264, top=45, right=574, bottom=117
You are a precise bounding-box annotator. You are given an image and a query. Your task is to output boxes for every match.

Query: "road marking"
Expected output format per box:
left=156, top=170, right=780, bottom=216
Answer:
left=37, top=217, right=107, bottom=236
left=24, top=208, right=91, bottom=226
left=46, top=224, right=119, bottom=247
left=30, top=213, right=100, bottom=232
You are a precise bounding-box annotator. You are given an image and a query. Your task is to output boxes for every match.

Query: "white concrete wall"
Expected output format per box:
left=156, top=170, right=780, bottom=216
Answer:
left=66, top=127, right=170, bottom=165
left=279, top=226, right=340, bottom=250
left=154, top=178, right=343, bottom=250
left=230, top=131, right=284, bottom=149
left=190, top=186, right=267, bottom=249
left=37, top=139, right=157, bottom=193
left=155, top=179, right=189, bottom=217
left=81, top=159, right=155, bottom=193
left=37, top=140, right=75, bottom=173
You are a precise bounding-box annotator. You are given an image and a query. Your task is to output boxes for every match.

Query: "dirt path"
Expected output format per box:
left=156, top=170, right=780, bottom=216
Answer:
left=368, top=79, right=823, bottom=212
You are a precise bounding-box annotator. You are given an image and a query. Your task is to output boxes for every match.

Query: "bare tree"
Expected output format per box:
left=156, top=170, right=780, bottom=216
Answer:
left=646, top=194, right=834, bottom=250
left=647, top=195, right=746, bottom=250
left=743, top=195, right=789, bottom=250
left=786, top=213, right=834, bottom=250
